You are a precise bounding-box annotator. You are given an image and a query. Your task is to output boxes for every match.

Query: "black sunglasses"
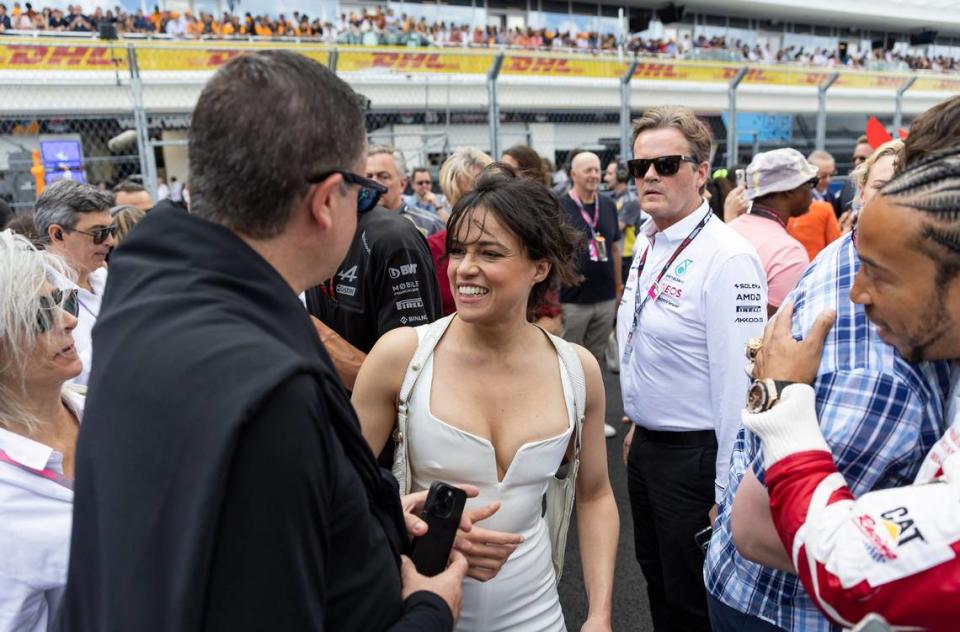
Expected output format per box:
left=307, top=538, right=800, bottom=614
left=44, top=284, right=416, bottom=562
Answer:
left=308, top=169, right=387, bottom=214
left=803, top=176, right=821, bottom=188
left=36, top=288, right=79, bottom=333
left=627, top=155, right=700, bottom=178
left=63, top=224, right=117, bottom=245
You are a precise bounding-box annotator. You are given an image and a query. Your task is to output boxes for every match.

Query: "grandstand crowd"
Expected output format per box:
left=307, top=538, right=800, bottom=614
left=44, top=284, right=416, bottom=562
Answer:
left=1, top=42, right=960, bottom=632
left=1, top=1, right=959, bottom=71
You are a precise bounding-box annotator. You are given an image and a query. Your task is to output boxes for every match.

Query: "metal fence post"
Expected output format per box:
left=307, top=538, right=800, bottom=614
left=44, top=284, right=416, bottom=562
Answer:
left=815, top=72, right=839, bottom=152
left=620, top=59, right=638, bottom=160
left=893, top=76, right=917, bottom=133
left=327, top=47, right=339, bottom=74
left=487, top=53, right=504, bottom=159
left=127, top=45, right=157, bottom=201
left=726, top=67, right=747, bottom=168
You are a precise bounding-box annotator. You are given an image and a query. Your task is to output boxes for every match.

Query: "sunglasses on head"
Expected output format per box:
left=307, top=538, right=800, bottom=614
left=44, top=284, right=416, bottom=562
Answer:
left=36, top=288, right=79, bottom=333
left=626, top=155, right=700, bottom=179
left=308, top=169, right=387, bottom=214
left=63, top=224, right=117, bottom=245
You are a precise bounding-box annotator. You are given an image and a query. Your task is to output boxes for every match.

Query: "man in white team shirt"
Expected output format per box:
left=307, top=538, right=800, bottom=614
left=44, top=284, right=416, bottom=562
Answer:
left=33, top=180, right=116, bottom=386
left=618, top=105, right=767, bottom=632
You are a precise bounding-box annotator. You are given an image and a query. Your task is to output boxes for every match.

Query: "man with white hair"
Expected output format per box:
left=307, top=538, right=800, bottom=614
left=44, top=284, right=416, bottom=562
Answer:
left=33, top=179, right=115, bottom=386
left=367, top=145, right=444, bottom=237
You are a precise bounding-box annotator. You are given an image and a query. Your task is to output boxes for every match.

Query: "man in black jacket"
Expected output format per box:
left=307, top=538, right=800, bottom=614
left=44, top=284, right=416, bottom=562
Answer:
left=305, top=206, right=442, bottom=390
left=57, top=50, right=465, bottom=632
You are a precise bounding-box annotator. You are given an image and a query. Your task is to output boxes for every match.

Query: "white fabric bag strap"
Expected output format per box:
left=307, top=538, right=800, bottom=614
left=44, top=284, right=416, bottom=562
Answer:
left=393, top=314, right=456, bottom=494
left=547, top=331, right=585, bottom=455
left=398, top=314, right=455, bottom=407
left=541, top=330, right=586, bottom=583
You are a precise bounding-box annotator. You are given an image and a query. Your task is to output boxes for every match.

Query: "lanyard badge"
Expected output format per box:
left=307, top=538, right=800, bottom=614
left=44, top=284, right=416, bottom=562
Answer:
left=570, top=190, right=608, bottom=262
left=621, top=209, right=712, bottom=364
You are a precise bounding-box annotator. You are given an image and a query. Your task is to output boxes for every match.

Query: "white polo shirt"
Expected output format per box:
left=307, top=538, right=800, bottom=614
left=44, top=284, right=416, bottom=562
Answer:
left=617, top=202, right=767, bottom=502
left=53, top=266, right=107, bottom=387
left=0, top=392, right=82, bottom=632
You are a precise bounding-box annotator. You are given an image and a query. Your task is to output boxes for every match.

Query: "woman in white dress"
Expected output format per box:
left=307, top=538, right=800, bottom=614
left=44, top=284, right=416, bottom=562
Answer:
left=0, top=230, right=85, bottom=632
left=354, top=168, right=619, bottom=631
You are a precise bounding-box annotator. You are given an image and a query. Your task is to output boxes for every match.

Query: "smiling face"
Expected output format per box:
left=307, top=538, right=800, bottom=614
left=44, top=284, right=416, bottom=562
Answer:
left=21, top=283, right=83, bottom=390
left=570, top=152, right=601, bottom=199
left=850, top=194, right=960, bottom=362
left=632, top=127, right=707, bottom=230
left=47, top=210, right=115, bottom=276
left=447, top=207, right=548, bottom=323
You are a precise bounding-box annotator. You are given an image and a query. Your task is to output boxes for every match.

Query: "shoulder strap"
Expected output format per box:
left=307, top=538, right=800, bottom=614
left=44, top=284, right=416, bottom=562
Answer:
left=398, top=314, right=456, bottom=406
left=545, top=333, right=586, bottom=454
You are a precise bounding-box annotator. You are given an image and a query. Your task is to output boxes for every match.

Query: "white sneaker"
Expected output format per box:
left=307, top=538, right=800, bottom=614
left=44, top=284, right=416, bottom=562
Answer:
left=604, top=423, right=616, bottom=438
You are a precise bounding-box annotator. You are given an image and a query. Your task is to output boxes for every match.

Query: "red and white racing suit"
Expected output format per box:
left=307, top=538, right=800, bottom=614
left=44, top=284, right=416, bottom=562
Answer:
left=742, top=384, right=960, bottom=631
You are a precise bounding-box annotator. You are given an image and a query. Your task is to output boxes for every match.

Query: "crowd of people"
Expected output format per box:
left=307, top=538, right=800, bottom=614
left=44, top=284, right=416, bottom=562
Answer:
left=2, top=2, right=959, bottom=72
left=1, top=47, right=960, bottom=632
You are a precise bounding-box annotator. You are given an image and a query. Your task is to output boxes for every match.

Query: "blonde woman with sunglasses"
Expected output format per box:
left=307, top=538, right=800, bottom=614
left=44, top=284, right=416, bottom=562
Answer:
left=0, top=230, right=85, bottom=632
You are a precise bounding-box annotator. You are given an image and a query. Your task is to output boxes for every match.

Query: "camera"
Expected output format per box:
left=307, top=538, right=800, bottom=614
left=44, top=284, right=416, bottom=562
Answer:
left=433, top=487, right=457, bottom=518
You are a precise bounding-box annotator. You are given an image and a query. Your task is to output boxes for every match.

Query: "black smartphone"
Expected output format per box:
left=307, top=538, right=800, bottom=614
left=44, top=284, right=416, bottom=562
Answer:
left=410, top=481, right=467, bottom=577
left=694, top=525, right=713, bottom=553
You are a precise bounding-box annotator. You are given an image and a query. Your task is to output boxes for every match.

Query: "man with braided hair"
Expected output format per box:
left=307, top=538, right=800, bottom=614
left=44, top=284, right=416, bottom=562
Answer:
left=706, top=102, right=960, bottom=631
left=740, top=147, right=960, bottom=631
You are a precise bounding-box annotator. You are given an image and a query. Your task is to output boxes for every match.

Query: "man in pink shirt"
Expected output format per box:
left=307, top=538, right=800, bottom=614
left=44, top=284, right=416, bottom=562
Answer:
left=729, top=148, right=817, bottom=316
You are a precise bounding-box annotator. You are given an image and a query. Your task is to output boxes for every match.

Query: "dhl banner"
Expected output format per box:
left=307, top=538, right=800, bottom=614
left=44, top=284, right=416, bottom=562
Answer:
left=0, top=38, right=956, bottom=92
left=338, top=49, right=492, bottom=74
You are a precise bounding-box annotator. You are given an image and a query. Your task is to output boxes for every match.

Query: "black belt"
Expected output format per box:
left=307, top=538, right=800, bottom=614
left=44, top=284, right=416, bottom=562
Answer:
left=634, top=426, right=717, bottom=447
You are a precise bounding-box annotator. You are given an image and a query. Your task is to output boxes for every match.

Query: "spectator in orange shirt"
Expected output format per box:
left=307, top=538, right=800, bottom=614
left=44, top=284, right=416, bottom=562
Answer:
left=786, top=149, right=842, bottom=260
left=787, top=198, right=841, bottom=261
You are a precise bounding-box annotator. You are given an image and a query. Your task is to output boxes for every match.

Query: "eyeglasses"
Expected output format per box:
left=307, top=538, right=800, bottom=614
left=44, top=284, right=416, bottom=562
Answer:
left=626, top=155, right=700, bottom=179
left=414, top=180, right=432, bottom=186
left=36, top=288, right=79, bottom=333
left=63, top=224, right=117, bottom=245
left=308, top=169, right=387, bottom=214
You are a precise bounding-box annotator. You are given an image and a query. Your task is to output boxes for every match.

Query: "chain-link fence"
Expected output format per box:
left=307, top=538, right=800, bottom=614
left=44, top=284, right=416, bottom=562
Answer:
left=0, top=42, right=141, bottom=211
left=1, top=38, right=953, bottom=213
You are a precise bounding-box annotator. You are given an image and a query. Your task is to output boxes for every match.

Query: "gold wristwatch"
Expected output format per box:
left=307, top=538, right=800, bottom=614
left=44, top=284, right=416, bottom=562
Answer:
left=747, top=379, right=796, bottom=414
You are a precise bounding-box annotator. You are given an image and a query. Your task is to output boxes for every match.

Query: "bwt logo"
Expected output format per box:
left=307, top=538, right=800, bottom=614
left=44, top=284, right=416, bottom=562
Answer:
left=388, top=263, right=418, bottom=279
left=370, top=52, right=450, bottom=71
left=506, top=57, right=573, bottom=74
left=2, top=45, right=119, bottom=67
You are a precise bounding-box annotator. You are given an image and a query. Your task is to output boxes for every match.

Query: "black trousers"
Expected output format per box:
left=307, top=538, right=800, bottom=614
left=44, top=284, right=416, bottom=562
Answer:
left=628, top=426, right=717, bottom=632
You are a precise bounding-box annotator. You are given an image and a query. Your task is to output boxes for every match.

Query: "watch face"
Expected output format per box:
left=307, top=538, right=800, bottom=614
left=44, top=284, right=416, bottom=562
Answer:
left=747, top=381, right=768, bottom=413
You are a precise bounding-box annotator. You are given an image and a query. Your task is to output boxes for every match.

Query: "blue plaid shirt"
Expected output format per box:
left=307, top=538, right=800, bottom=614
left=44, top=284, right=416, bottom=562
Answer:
left=704, top=234, right=952, bottom=631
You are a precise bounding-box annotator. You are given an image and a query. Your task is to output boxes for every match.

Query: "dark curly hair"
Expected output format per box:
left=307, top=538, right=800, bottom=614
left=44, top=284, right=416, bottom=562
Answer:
left=445, top=164, right=584, bottom=310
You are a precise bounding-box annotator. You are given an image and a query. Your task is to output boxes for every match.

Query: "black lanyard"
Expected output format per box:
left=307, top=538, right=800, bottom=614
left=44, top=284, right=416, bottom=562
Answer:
left=749, top=206, right=787, bottom=230
left=621, top=209, right=712, bottom=364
